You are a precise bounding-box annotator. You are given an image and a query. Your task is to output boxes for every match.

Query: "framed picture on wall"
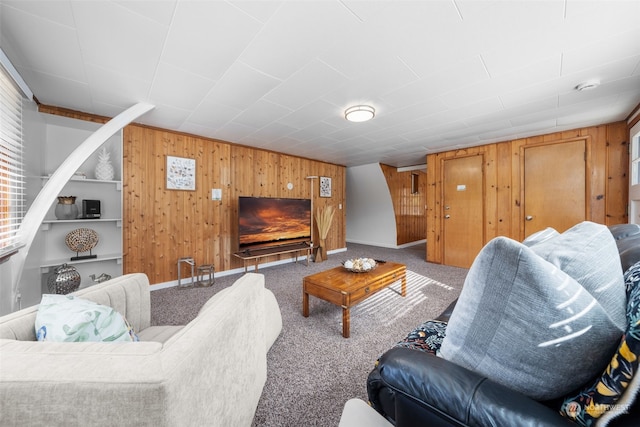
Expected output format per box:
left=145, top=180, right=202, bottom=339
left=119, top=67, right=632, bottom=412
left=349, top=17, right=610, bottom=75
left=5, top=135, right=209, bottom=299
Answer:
left=166, top=155, right=196, bottom=190
left=320, top=176, right=331, bottom=197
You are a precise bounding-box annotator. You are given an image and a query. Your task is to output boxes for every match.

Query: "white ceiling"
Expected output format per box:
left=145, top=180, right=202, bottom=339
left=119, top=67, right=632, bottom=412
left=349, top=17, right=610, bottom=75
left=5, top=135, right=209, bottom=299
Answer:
left=1, top=0, right=639, bottom=168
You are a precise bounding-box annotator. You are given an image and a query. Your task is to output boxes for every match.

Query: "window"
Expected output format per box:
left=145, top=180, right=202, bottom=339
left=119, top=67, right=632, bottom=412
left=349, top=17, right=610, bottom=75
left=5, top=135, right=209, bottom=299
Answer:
left=632, top=128, right=640, bottom=186
left=411, top=172, right=419, bottom=194
left=0, top=50, right=30, bottom=259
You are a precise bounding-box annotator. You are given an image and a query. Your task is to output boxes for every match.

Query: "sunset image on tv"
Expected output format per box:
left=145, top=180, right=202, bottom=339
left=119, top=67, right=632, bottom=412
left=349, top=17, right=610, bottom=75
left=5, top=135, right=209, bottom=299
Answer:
left=238, top=197, right=311, bottom=248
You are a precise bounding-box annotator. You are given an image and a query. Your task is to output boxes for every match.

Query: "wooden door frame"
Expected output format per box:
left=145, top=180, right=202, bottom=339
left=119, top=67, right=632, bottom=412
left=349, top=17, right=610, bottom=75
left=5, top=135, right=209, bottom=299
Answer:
left=439, top=153, right=486, bottom=265
left=518, top=136, right=592, bottom=241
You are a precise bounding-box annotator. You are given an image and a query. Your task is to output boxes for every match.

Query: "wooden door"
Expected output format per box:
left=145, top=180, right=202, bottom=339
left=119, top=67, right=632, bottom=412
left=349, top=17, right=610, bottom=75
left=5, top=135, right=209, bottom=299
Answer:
left=523, top=140, right=587, bottom=237
left=442, top=155, right=484, bottom=268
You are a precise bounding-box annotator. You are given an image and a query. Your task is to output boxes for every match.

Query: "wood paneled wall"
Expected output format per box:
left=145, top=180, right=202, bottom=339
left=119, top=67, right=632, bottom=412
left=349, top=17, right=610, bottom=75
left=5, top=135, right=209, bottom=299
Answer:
left=426, top=122, right=629, bottom=264
left=379, top=164, right=426, bottom=246
left=38, top=105, right=346, bottom=284
left=122, top=125, right=346, bottom=284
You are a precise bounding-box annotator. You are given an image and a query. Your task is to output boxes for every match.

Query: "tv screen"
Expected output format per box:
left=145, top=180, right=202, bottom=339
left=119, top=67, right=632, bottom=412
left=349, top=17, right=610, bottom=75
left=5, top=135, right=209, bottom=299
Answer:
left=238, top=196, right=311, bottom=249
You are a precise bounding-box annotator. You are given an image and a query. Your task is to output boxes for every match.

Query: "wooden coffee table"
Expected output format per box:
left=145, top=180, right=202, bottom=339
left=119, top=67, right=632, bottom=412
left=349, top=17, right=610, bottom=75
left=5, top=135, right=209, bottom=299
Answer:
left=302, top=261, right=407, bottom=338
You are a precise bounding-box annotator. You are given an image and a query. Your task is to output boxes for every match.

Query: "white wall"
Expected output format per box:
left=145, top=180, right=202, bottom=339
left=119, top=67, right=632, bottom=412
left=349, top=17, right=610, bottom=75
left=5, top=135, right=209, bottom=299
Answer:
left=346, top=163, right=397, bottom=248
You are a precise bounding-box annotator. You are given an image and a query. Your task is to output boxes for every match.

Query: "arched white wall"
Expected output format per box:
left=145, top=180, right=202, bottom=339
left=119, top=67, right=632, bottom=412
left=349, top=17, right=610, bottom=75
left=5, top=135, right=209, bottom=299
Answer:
left=346, top=163, right=397, bottom=248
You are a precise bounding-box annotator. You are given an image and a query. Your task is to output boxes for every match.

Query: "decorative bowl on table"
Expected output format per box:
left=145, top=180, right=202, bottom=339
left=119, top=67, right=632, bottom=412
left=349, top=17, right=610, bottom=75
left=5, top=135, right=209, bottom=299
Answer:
left=343, top=258, right=377, bottom=273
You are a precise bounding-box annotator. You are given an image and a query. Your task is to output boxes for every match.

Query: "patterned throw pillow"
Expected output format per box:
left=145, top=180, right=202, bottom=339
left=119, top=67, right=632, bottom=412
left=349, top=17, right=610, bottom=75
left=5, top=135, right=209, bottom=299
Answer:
left=35, top=294, right=138, bottom=342
left=558, top=261, right=640, bottom=426
left=393, top=320, right=447, bottom=355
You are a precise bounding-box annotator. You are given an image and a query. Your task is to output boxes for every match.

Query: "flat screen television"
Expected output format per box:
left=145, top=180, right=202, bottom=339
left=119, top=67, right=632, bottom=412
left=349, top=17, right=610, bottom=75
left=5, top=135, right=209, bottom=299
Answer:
left=238, top=196, right=311, bottom=250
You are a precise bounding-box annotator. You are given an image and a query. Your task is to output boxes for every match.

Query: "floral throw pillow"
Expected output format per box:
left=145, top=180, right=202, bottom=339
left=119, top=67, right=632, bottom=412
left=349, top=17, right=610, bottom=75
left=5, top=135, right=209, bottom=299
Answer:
left=35, top=294, right=138, bottom=342
left=558, top=261, right=640, bottom=426
left=393, top=320, right=447, bottom=356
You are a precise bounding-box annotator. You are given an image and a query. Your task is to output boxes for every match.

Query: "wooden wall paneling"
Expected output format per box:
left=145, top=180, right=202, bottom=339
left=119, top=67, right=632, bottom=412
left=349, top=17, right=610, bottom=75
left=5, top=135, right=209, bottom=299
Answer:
left=218, top=142, right=233, bottom=272
left=426, top=153, right=442, bottom=263
left=278, top=154, right=302, bottom=197
left=606, top=122, right=629, bottom=225
left=44, top=108, right=348, bottom=285
left=483, top=144, right=498, bottom=242
left=426, top=121, right=629, bottom=265
left=338, top=165, right=347, bottom=248
left=231, top=146, right=253, bottom=196
left=587, top=127, right=606, bottom=223
left=253, top=150, right=279, bottom=196
left=495, top=142, right=513, bottom=237
left=379, top=164, right=427, bottom=246
left=511, top=139, right=526, bottom=240
left=314, top=162, right=337, bottom=250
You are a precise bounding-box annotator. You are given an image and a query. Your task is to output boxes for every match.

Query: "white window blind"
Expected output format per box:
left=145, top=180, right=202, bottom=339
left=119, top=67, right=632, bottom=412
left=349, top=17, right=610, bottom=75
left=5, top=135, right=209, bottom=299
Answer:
left=0, top=64, right=25, bottom=257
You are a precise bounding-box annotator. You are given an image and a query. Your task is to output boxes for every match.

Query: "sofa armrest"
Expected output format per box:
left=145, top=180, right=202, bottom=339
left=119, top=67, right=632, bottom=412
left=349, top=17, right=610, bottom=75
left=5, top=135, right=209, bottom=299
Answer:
left=434, top=300, right=457, bottom=322
left=367, top=347, right=574, bottom=427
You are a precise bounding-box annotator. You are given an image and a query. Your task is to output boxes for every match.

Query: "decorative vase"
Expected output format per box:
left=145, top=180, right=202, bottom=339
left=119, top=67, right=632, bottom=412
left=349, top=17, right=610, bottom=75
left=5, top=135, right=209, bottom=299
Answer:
left=316, top=238, right=327, bottom=262
left=54, top=196, right=78, bottom=220
left=95, top=147, right=115, bottom=180
left=47, top=263, right=81, bottom=294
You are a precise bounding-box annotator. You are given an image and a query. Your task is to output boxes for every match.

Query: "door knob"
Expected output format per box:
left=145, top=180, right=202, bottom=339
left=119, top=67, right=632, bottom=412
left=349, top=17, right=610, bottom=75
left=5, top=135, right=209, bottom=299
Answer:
left=525, top=215, right=533, bottom=221
left=445, top=215, right=451, bottom=219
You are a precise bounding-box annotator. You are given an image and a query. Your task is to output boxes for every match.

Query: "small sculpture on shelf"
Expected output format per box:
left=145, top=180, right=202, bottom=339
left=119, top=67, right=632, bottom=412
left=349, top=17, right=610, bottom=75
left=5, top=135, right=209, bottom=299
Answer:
left=47, top=263, right=81, bottom=294
left=95, top=147, right=115, bottom=180
left=65, top=228, right=99, bottom=261
left=89, top=273, right=111, bottom=283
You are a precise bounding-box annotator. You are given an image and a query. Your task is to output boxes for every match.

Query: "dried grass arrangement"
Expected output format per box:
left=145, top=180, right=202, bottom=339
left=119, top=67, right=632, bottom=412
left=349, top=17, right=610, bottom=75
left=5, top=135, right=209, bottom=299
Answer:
left=314, top=205, right=335, bottom=262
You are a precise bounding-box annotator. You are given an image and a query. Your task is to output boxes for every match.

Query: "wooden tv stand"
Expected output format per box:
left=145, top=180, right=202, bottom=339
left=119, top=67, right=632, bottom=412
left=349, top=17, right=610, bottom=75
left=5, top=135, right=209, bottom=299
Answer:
left=233, top=242, right=312, bottom=272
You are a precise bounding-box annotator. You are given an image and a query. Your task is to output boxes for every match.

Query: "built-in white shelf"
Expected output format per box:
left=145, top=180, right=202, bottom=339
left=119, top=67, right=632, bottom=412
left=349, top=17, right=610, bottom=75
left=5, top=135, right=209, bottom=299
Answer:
left=40, top=253, right=123, bottom=272
left=28, top=114, right=124, bottom=290
left=40, top=219, right=122, bottom=230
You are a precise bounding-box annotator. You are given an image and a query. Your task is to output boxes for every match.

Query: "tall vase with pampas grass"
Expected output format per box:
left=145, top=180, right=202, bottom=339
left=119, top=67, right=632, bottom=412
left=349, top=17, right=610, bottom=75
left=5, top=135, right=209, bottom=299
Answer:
left=315, top=205, right=334, bottom=262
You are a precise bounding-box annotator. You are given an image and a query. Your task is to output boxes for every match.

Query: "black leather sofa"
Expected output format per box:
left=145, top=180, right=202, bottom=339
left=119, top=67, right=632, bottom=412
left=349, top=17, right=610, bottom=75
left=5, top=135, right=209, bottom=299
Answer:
left=367, top=224, right=640, bottom=427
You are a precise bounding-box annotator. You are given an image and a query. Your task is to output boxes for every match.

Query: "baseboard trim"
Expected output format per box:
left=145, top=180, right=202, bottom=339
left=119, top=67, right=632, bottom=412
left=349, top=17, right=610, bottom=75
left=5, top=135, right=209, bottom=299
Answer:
left=346, top=239, right=426, bottom=249
left=149, top=247, right=348, bottom=291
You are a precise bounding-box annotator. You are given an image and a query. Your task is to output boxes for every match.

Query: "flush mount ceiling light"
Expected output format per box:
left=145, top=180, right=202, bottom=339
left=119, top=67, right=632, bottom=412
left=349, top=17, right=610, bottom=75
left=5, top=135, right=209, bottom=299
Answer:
left=345, top=105, right=375, bottom=122
left=575, top=80, right=600, bottom=92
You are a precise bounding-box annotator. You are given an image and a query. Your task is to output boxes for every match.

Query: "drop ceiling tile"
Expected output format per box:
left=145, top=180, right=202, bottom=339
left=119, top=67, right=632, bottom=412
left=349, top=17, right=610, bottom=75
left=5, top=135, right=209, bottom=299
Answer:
left=239, top=0, right=355, bottom=80
left=0, top=5, right=85, bottom=81
left=213, top=121, right=257, bottom=142
left=241, top=121, right=298, bottom=142
left=186, top=99, right=242, bottom=129
left=232, top=99, right=291, bottom=129
left=72, top=1, right=167, bottom=81
left=162, top=0, right=261, bottom=80
left=278, top=99, right=339, bottom=129
left=264, top=59, right=349, bottom=110
left=84, top=64, right=152, bottom=108
left=562, top=28, right=640, bottom=76
left=20, top=70, right=91, bottom=111
left=140, top=105, right=191, bottom=130
left=149, top=62, right=216, bottom=111
left=205, top=62, right=281, bottom=110
left=382, top=56, right=490, bottom=108
left=229, top=0, right=283, bottom=24
left=438, top=56, right=558, bottom=112
left=287, top=122, right=341, bottom=142
left=115, top=0, right=176, bottom=26
left=2, top=0, right=75, bottom=27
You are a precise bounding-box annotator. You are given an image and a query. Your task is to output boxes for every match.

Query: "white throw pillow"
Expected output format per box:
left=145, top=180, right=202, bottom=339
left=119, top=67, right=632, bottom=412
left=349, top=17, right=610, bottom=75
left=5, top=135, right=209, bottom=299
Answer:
left=35, top=294, right=138, bottom=342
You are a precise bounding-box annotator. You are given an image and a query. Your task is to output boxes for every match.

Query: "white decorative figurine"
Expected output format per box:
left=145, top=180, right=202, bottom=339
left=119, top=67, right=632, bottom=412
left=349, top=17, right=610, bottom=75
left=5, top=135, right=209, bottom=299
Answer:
left=95, top=147, right=115, bottom=180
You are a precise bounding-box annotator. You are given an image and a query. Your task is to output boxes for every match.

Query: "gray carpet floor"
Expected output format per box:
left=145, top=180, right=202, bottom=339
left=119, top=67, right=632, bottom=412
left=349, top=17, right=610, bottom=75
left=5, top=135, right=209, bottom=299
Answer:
left=150, top=243, right=469, bottom=426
